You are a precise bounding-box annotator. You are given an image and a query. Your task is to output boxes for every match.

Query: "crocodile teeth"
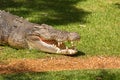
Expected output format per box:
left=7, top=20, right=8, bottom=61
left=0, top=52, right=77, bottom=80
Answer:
left=52, top=44, right=57, bottom=48
left=58, top=42, right=60, bottom=46
left=66, top=46, right=68, bottom=50
left=58, top=42, right=62, bottom=46
left=71, top=41, right=74, bottom=46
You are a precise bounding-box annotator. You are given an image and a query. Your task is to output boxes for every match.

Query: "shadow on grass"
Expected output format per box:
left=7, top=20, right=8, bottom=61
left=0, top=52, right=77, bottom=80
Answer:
left=115, top=3, right=120, bottom=9
left=67, top=50, right=85, bottom=57
left=1, top=69, right=120, bottom=80
left=0, top=0, right=91, bottom=25
left=95, top=70, right=119, bottom=80
left=0, top=72, right=48, bottom=80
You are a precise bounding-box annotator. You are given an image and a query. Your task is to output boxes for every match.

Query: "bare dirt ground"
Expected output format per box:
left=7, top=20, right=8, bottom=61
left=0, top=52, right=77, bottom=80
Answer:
left=0, top=56, right=120, bottom=74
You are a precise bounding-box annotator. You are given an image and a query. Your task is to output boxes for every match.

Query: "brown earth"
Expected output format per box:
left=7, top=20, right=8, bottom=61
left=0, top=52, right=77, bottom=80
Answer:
left=0, top=56, right=120, bottom=74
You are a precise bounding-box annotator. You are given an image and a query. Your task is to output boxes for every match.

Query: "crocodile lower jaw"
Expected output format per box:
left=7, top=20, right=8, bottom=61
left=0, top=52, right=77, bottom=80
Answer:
left=39, top=37, right=78, bottom=55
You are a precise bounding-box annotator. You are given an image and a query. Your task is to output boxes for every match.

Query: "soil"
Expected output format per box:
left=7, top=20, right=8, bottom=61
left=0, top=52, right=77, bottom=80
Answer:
left=0, top=56, right=120, bottom=74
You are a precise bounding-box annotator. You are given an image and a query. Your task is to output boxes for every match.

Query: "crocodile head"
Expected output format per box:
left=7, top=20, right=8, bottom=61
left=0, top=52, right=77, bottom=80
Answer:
left=26, top=24, right=80, bottom=55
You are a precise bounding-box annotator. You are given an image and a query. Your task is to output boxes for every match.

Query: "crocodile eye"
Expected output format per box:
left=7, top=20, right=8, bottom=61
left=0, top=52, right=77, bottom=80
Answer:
left=13, top=25, right=18, bottom=28
left=33, top=27, right=39, bottom=30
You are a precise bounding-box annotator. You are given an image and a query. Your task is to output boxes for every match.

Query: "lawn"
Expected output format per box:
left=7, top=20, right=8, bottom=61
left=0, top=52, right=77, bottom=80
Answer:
left=0, top=0, right=120, bottom=79
left=0, top=69, right=120, bottom=80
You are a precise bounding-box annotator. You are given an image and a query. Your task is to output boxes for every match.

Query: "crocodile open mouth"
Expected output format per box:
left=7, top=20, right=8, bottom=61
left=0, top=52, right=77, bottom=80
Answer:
left=39, top=37, right=78, bottom=55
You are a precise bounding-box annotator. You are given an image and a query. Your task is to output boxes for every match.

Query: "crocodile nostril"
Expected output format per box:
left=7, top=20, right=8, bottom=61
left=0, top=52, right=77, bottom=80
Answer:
left=69, top=32, right=80, bottom=41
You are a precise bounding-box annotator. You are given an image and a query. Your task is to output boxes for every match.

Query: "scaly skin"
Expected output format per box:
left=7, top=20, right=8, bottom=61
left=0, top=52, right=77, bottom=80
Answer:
left=0, top=10, right=80, bottom=55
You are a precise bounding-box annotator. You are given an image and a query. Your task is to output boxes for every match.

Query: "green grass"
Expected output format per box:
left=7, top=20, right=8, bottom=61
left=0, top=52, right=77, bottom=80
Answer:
left=0, top=46, right=60, bottom=60
left=0, top=69, right=120, bottom=80
left=0, top=0, right=120, bottom=59
left=0, top=0, right=120, bottom=79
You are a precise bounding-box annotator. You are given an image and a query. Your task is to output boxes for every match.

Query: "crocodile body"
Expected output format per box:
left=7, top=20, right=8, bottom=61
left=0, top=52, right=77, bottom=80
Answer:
left=0, top=10, right=80, bottom=55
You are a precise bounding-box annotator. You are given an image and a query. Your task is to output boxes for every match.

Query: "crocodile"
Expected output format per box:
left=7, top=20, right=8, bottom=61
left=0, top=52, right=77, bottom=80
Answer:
left=0, top=10, right=80, bottom=55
